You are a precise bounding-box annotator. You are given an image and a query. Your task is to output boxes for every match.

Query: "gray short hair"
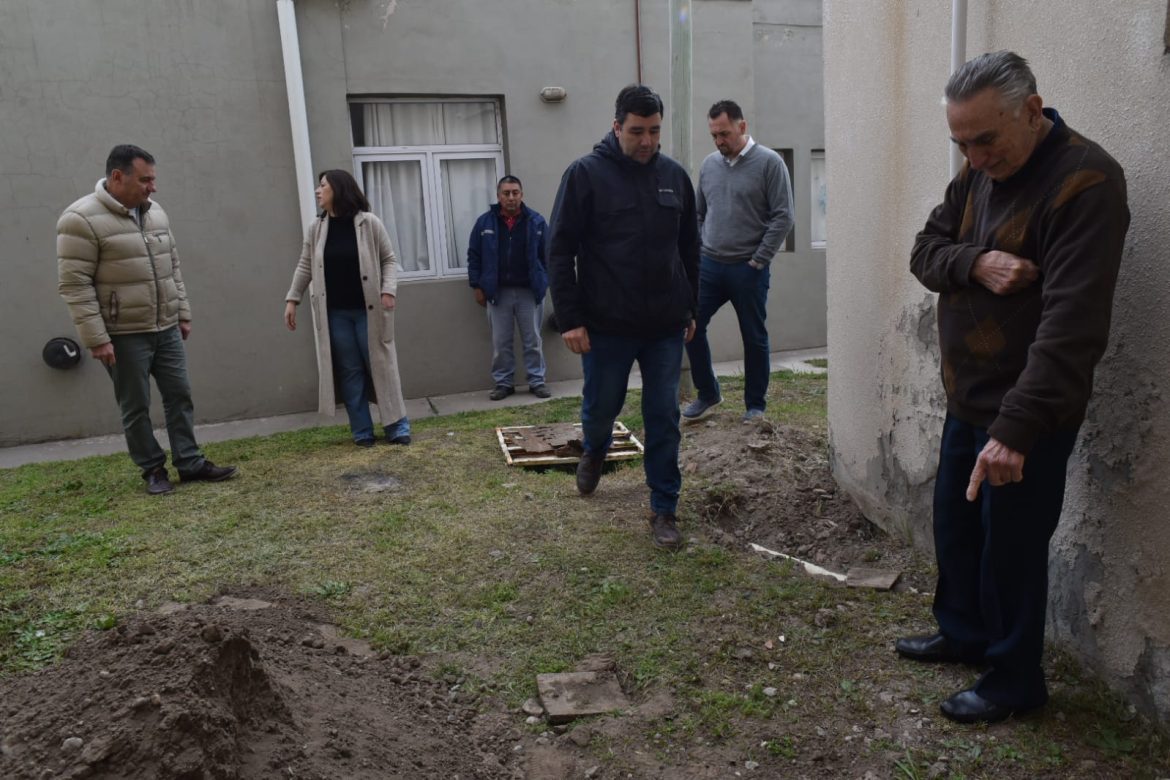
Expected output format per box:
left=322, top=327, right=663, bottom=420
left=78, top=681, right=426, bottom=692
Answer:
left=945, top=51, right=1037, bottom=111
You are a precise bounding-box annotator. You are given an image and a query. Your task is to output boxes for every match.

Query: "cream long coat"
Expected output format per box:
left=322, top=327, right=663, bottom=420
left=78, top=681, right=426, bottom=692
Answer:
left=285, top=212, right=406, bottom=426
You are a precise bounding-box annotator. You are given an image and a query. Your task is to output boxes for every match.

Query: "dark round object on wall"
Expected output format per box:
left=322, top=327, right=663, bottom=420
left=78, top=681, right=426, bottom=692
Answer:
left=43, top=337, right=83, bottom=369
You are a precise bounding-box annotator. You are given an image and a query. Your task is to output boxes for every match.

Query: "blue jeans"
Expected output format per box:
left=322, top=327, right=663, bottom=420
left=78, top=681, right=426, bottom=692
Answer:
left=106, top=326, right=205, bottom=476
left=685, top=255, right=771, bottom=411
left=581, top=330, right=685, bottom=515
left=327, top=308, right=410, bottom=442
left=931, top=414, right=1079, bottom=709
left=488, top=286, right=546, bottom=387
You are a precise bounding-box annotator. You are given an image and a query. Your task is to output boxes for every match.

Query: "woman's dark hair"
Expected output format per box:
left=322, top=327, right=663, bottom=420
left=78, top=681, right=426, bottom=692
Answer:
left=319, top=169, right=370, bottom=218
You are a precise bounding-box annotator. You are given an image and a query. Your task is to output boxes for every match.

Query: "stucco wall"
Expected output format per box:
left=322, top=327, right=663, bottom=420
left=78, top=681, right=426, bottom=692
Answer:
left=0, top=0, right=311, bottom=445
left=0, top=0, right=825, bottom=445
left=824, top=0, right=1170, bottom=720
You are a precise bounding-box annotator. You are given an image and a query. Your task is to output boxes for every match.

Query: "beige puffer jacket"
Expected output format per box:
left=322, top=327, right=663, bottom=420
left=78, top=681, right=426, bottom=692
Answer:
left=57, top=180, right=190, bottom=348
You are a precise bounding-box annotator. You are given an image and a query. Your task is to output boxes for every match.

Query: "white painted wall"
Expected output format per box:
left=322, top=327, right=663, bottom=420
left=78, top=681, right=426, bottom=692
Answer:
left=824, top=0, right=1170, bottom=720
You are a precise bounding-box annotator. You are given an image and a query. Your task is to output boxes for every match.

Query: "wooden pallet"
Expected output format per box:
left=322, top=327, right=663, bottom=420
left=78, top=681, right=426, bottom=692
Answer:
left=495, top=422, right=644, bottom=467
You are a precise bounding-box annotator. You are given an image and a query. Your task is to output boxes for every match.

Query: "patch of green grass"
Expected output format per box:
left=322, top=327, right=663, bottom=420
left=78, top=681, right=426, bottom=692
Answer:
left=804, top=358, right=828, bottom=369
left=2, top=370, right=1169, bottom=778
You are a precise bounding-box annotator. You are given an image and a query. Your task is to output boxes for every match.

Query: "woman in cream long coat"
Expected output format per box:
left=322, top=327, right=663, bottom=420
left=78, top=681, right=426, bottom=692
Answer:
left=284, top=170, right=410, bottom=445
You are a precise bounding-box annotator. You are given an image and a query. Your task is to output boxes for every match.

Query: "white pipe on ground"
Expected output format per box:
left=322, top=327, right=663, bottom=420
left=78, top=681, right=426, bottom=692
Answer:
left=276, top=0, right=316, bottom=233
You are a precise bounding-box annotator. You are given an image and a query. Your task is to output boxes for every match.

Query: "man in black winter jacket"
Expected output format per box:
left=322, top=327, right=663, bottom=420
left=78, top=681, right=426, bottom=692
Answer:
left=548, top=84, right=700, bottom=551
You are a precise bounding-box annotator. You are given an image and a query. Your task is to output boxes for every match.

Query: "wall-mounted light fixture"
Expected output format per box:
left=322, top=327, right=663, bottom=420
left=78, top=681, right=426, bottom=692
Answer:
left=539, top=86, right=567, bottom=103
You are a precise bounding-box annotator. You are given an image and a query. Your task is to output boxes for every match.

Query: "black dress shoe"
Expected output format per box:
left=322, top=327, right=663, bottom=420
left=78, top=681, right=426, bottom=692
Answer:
left=180, top=460, right=239, bottom=483
left=895, top=633, right=980, bottom=664
left=940, top=689, right=1023, bottom=724
left=144, top=467, right=174, bottom=495
left=576, top=451, right=604, bottom=495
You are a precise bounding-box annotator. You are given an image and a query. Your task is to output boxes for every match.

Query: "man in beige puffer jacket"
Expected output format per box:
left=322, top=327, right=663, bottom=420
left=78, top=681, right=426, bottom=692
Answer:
left=58, top=145, right=237, bottom=494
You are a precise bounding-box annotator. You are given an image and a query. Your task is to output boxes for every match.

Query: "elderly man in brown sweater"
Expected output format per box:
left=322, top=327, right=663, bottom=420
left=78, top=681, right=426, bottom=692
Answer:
left=58, top=145, right=237, bottom=494
left=900, top=52, right=1129, bottom=724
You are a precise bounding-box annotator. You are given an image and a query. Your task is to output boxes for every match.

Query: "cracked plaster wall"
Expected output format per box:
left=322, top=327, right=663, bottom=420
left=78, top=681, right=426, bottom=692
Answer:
left=824, top=0, right=1170, bottom=721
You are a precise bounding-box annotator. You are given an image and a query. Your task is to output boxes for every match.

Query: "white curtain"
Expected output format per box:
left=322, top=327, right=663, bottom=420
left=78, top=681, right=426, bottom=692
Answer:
left=360, top=101, right=496, bottom=146
left=363, top=160, right=429, bottom=272
left=441, top=158, right=497, bottom=270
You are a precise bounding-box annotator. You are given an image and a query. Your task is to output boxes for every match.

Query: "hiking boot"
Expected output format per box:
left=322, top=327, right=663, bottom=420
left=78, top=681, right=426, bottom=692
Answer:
left=387, top=435, right=412, bottom=446
left=682, top=396, right=722, bottom=420
left=529, top=384, right=552, bottom=399
left=144, top=466, right=174, bottom=495
left=180, top=460, right=238, bottom=483
left=576, top=451, right=605, bottom=495
left=489, top=385, right=515, bottom=401
left=648, top=512, right=683, bottom=550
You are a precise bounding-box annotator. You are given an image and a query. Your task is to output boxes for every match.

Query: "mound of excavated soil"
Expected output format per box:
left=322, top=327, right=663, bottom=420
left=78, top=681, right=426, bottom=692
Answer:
left=0, top=592, right=519, bottom=780
left=681, top=415, right=927, bottom=590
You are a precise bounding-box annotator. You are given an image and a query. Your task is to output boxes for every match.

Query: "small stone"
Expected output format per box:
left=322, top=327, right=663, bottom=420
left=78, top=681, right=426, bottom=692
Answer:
left=525, top=716, right=541, bottom=725
left=585, top=766, right=601, bottom=779
left=522, top=698, right=544, bottom=716
left=745, top=760, right=759, bottom=770
left=569, top=727, right=592, bottom=747
left=153, top=639, right=175, bottom=655
left=201, top=625, right=224, bottom=643
left=62, top=737, right=84, bottom=752
left=927, top=762, right=947, bottom=779
left=762, top=687, right=777, bottom=698
left=735, top=648, right=755, bottom=661
left=130, top=696, right=151, bottom=710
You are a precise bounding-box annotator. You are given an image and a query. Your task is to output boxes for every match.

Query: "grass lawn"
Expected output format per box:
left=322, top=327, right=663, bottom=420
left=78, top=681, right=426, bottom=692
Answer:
left=1, top=370, right=1166, bottom=778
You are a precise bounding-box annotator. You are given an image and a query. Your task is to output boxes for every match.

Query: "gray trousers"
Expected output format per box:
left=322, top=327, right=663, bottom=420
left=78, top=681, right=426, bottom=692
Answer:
left=488, top=286, right=546, bottom=387
left=106, top=326, right=205, bottom=477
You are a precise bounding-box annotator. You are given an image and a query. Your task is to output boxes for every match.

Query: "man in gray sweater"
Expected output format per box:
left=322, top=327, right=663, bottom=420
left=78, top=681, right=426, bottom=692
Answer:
left=683, top=100, right=794, bottom=423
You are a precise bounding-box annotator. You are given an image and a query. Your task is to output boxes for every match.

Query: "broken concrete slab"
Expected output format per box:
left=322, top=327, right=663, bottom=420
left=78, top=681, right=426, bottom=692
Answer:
left=536, top=671, right=631, bottom=725
left=210, top=596, right=273, bottom=611
left=845, top=567, right=901, bottom=590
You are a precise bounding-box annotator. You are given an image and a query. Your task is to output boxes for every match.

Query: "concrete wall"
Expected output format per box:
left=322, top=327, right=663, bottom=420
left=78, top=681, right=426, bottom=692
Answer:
left=0, top=0, right=310, bottom=445
left=0, top=0, right=825, bottom=445
left=824, top=0, right=1170, bottom=721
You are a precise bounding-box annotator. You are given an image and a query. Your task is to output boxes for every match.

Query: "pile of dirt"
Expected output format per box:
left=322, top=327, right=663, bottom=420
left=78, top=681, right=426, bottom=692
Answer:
left=680, top=414, right=928, bottom=590
left=0, top=592, right=520, bottom=780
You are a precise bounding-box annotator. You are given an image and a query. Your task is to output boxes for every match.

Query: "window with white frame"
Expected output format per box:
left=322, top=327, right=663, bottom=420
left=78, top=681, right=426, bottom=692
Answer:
left=350, top=98, right=505, bottom=280
left=810, top=149, right=826, bottom=250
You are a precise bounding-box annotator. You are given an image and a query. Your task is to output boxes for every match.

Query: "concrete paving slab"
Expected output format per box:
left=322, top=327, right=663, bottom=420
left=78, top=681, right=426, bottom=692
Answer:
left=0, top=348, right=825, bottom=470
left=536, top=671, right=631, bottom=724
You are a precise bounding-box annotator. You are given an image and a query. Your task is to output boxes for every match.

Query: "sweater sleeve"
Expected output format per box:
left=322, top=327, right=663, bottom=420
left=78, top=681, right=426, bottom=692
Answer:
left=285, top=221, right=317, bottom=303
left=910, top=170, right=986, bottom=292
left=988, top=173, right=1130, bottom=452
left=751, top=155, right=794, bottom=266
left=547, top=162, right=589, bottom=333
left=372, top=216, right=399, bottom=297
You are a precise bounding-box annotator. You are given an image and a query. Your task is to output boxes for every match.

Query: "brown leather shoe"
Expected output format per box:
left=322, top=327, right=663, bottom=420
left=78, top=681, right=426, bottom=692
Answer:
left=180, top=460, right=238, bottom=483
left=648, top=512, right=683, bottom=550
left=576, top=451, right=604, bottom=495
left=144, top=467, right=174, bottom=495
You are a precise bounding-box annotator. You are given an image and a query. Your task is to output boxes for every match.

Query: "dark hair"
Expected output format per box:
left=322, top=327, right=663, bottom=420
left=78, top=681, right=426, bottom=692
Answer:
left=614, top=84, right=664, bottom=124
left=105, top=145, right=155, bottom=177
left=945, top=51, right=1037, bottom=110
left=497, top=175, right=522, bottom=190
left=319, top=169, right=370, bottom=218
left=707, top=100, right=744, bottom=122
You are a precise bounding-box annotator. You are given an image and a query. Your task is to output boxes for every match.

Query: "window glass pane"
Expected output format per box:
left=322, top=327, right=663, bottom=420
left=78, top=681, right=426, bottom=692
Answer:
left=360, top=103, right=444, bottom=146
left=441, top=158, right=498, bottom=271
left=810, top=150, right=827, bottom=248
left=363, top=160, right=431, bottom=273
left=442, top=102, right=498, bottom=144
left=355, top=101, right=497, bottom=146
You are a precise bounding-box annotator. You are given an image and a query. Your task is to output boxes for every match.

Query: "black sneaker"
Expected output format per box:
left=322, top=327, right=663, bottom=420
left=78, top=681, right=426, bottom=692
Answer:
left=387, top=435, right=411, bottom=446
left=355, top=438, right=377, bottom=448
left=144, top=466, right=174, bottom=495
left=180, top=460, right=239, bottom=483
left=576, top=451, right=604, bottom=495
left=489, top=385, right=515, bottom=401
left=648, top=513, right=683, bottom=550
left=529, top=384, right=552, bottom=399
